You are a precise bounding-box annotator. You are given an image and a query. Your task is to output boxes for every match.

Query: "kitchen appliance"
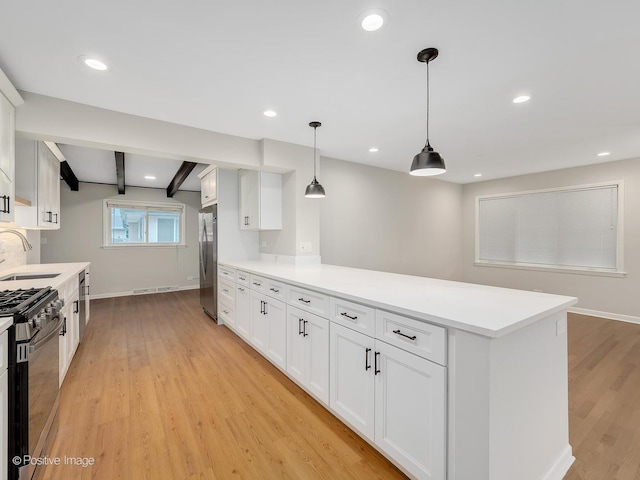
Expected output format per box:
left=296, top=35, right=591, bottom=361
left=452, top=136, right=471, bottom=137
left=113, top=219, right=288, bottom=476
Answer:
left=78, top=270, right=86, bottom=342
left=199, top=205, right=218, bottom=322
left=1, top=287, right=63, bottom=480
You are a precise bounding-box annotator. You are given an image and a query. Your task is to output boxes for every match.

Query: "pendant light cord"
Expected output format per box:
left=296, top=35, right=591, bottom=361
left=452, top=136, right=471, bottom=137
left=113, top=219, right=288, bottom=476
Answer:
left=426, top=59, right=430, bottom=147
left=313, top=125, right=317, bottom=179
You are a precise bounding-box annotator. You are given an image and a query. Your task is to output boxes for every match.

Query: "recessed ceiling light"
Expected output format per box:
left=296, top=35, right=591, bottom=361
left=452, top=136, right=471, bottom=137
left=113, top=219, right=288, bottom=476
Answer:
left=512, top=95, right=530, bottom=104
left=369, top=147, right=379, bottom=153
left=144, top=175, right=156, bottom=180
left=474, top=173, right=482, bottom=177
left=597, top=151, right=610, bottom=157
left=361, top=14, right=384, bottom=31
left=263, top=110, right=277, bottom=117
left=82, top=57, right=108, bottom=71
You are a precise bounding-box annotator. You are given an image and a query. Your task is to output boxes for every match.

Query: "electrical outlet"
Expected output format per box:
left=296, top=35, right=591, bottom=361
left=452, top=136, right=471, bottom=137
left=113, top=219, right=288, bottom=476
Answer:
left=556, top=318, right=567, bottom=336
left=300, top=242, right=312, bottom=253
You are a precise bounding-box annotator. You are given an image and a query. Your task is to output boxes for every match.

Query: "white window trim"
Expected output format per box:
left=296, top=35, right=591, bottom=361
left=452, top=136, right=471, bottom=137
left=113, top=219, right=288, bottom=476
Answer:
left=474, top=181, right=625, bottom=277
left=102, top=198, right=187, bottom=248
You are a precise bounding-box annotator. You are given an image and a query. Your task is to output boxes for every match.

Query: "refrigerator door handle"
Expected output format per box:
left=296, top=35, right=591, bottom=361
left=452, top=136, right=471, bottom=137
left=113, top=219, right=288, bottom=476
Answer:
left=200, top=219, right=208, bottom=277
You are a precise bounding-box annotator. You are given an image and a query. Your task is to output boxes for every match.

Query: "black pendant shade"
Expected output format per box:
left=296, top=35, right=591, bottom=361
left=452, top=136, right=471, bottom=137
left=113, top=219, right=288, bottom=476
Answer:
left=410, top=47, right=446, bottom=176
left=410, top=143, right=446, bottom=176
left=305, top=121, right=326, bottom=198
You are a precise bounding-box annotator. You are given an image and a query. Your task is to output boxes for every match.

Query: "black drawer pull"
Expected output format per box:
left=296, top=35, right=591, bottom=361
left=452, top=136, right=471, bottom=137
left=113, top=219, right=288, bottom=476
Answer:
left=374, top=351, right=380, bottom=375
left=298, top=297, right=311, bottom=304
left=239, top=276, right=246, bottom=281
left=393, top=329, right=417, bottom=341
left=298, top=318, right=304, bottom=335
left=340, top=312, right=358, bottom=320
left=238, top=287, right=245, bottom=292
left=270, top=288, right=279, bottom=293
left=223, top=310, right=229, bottom=315
left=253, top=282, right=261, bottom=286
left=303, top=320, right=308, bottom=337
left=365, top=347, right=371, bottom=370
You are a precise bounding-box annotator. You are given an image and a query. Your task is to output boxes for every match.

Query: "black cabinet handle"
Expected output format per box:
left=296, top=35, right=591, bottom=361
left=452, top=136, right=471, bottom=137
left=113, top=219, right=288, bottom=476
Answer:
left=270, top=288, right=279, bottom=293
left=73, top=300, right=79, bottom=314
left=298, top=297, right=311, bottom=304
left=223, top=310, right=229, bottom=315
left=238, top=287, right=245, bottom=292
left=341, top=312, right=358, bottom=321
left=365, top=347, right=371, bottom=371
left=374, top=351, right=380, bottom=375
left=263, top=301, right=268, bottom=315
left=298, top=318, right=303, bottom=335
left=253, top=282, right=261, bottom=287
left=59, top=317, right=67, bottom=336
left=260, top=300, right=264, bottom=314
left=239, top=276, right=246, bottom=281
left=0, top=195, right=9, bottom=214
left=53, top=213, right=58, bottom=224
left=303, top=320, right=308, bottom=337
left=393, top=329, right=417, bottom=341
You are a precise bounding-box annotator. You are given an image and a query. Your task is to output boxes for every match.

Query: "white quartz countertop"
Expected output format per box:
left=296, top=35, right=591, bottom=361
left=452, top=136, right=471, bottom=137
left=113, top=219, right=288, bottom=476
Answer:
left=0, top=263, right=90, bottom=292
left=222, top=261, right=577, bottom=338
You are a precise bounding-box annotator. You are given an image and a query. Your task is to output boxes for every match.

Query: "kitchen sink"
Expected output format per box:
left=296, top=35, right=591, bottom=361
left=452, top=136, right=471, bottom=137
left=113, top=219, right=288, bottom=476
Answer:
left=0, top=273, right=61, bottom=281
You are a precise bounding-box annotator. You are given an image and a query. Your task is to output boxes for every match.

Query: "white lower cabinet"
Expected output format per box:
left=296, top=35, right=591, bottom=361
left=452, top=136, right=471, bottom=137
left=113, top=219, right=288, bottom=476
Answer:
left=1, top=329, right=8, bottom=480
left=330, top=322, right=446, bottom=480
left=235, top=284, right=251, bottom=340
left=329, top=323, right=375, bottom=439
left=374, top=340, right=446, bottom=480
left=286, top=306, right=329, bottom=405
left=249, top=290, right=286, bottom=369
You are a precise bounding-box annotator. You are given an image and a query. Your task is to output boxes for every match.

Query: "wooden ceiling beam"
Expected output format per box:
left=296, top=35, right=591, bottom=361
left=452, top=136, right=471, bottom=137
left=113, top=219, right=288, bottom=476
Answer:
left=60, top=160, right=79, bottom=191
left=166, top=161, right=197, bottom=197
left=115, top=151, right=125, bottom=194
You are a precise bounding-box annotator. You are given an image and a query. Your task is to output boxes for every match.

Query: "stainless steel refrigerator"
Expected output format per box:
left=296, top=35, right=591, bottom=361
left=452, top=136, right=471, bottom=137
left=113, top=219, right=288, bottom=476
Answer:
left=199, top=205, right=218, bottom=322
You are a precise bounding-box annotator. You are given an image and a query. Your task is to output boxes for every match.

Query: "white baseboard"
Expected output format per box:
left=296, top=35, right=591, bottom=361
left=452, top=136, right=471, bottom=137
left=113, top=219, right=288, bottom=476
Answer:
left=569, top=307, right=640, bottom=325
left=542, top=445, right=575, bottom=480
left=90, top=284, right=198, bottom=300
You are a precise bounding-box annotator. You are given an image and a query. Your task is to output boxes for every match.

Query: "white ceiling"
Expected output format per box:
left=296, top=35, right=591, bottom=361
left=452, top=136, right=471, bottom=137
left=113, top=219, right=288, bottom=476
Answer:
left=58, top=144, right=205, bottom=191
left=1, top=0, right=639, bottom=184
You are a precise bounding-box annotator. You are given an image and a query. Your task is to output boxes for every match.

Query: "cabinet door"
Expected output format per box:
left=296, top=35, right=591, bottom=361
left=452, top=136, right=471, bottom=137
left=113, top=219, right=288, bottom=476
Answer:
left=67, top=290, right=80, bottom=365
left=239, top=169, right=259, bottom=230
left=235, top=284, right=251, bottom=340
left=286, top=308, right=306, bottom=385
left=249, top=290, right=266, bottom=352
left=85, top=269, right=91, bottom=323
left=305, top=312, right=329, bottom=405
left=37, top=142, right=50, bottom=227
left=0, top=368, right=7, bottom=480
left=0, top=93, right=14, bottom=223
left=329, top=323, right=375, bottom=440
left=264, top=298, right=286, bottom=369
left=374, top=340, right=446, bottom=480
left=49, top=153, right=60, bottom=228
left=59, top=309, right=69, bottom=386
left=201, top=169, right=217, bottom=206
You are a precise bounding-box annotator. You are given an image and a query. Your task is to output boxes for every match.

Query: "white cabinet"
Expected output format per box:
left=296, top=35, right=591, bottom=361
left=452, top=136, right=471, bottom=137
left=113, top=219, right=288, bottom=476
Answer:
left=238, top=169, right=282, bottom=230
left=200, top=167, right=217, bottom=207
left=374, top=340, right=446, bottom=480
left=249, top=290, right=286, bottom=369
left=235, top=284, right=251, bottom=340
left=58, top=278, right=80, bottom=385
left=329, top=322, right=375, bottom=439
left=286, top=306, right=329, bottom=405
left=85, top=267, right=91, bottom=324
left=14, top=140, right=61, bottom=229
left=0, top=92, right=15, bottom=223
left=330, top=322, right=446, bottom=480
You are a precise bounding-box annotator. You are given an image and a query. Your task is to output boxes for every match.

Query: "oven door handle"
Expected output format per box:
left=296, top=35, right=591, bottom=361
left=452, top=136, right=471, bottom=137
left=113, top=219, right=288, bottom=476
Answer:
left=29, top=315, right=64, bottom=354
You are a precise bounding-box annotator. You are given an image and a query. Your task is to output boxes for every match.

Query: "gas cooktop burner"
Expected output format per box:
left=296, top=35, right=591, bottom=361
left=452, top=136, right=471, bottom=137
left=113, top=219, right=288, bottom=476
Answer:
left=0, top=287, right=52, bottom=315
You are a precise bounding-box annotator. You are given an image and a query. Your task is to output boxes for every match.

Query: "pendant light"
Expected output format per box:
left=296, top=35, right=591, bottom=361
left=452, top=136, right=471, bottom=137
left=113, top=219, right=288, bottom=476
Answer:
left=410, top=48, right=446, bottom=176
left=305, top=121, right=326, bottom=198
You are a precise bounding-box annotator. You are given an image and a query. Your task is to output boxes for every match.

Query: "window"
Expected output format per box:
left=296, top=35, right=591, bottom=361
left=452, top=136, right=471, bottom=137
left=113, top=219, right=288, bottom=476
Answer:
left=476, top=183, right=623, bottom=275
left=104, top=199, right=185, bottom=247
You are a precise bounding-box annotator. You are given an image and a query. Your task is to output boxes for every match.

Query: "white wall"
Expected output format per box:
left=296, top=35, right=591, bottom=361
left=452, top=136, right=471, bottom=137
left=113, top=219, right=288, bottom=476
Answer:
left=41, top=182, right=201, bottom=297
left=462, top=156, right=640, bottom=320
left=319, top=157, right=463, bottom=280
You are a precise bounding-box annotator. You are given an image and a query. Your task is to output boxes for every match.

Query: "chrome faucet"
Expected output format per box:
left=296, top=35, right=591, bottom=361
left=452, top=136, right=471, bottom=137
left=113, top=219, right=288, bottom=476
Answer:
left=0, top=230, right=33, bottom=252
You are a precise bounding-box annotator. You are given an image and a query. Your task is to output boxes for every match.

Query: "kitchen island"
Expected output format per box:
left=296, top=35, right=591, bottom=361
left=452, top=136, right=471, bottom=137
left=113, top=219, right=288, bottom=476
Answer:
left=219, top=260, right=577, bottom=480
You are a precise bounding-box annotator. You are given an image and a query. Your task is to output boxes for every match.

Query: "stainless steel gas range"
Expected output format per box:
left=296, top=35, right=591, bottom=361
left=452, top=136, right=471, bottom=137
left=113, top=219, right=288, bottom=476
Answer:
left=1, top=287, right=64, bottom=480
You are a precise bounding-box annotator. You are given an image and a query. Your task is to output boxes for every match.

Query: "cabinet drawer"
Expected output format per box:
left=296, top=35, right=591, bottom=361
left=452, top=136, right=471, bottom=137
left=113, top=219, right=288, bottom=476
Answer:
left=218, top=299, right=235, bottom=327
left=250, top=274, right=267, bottom=292
left=375, top=310, right=446, bottom=366
left=218, top=279, right=235, bottom=303
left=236, top=270, right=250, bottom=287
left=0, top=330, right=7, bottom=372
left=289, top=286, right=329, bottom=317
left=218, top=265, right=236, bottom=282
left=330, top=297, right=376, bottom=338
left=264, top=278, right=289, bottom=302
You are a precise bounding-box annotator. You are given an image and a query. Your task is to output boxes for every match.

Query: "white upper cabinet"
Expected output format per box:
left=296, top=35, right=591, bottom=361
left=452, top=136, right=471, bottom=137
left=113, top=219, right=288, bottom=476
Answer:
left=200, top=167, right=217, bottom=207
left=14, top=140, right=62, bottom=229
left=0, top=93, right=15, bottom=223
left=238, top=169, right=282, bottom=230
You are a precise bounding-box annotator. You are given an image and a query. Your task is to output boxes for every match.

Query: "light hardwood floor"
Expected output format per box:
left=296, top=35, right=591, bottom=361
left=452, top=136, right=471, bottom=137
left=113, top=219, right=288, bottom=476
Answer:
left=37, top=290, right=407, bottom=480
left=36, top=293, right=640, bottom=479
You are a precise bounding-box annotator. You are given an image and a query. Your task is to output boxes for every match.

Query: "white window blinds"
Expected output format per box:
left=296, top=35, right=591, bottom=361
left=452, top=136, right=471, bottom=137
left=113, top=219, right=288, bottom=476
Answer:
left=477, top=184, right=620, bottom=271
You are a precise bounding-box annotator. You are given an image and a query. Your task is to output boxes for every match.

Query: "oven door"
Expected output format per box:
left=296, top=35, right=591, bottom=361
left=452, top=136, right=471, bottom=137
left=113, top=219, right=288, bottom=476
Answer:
left=22, top=314, right=63, bottom=480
